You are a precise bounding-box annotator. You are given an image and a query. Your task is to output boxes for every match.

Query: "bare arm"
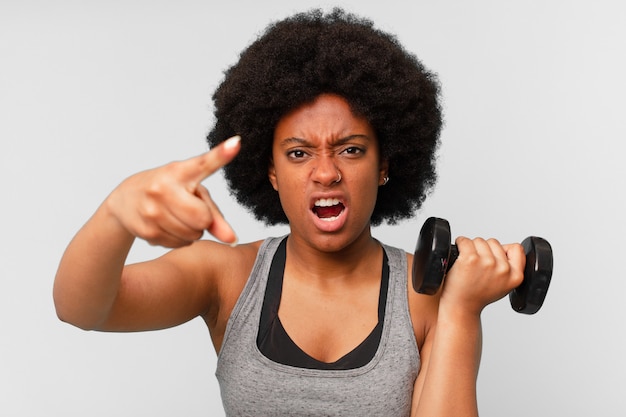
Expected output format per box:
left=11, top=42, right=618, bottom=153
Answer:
left=53, top=136, right=241, bottom=331
left=410, top=237, right=526, bottom=416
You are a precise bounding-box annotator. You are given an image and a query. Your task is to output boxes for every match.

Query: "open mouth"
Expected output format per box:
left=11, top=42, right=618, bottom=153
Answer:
left=312, top=198, right=345, bottom=222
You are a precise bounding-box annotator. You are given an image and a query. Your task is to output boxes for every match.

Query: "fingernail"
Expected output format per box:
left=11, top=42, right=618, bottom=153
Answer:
left=224, top=135, right=241, bottom=150
left=229, top=236, right=239, bottom=248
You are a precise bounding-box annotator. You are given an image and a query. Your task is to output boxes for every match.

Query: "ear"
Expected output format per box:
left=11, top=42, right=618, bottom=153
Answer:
left=378, top=158, right=389, bottom=186
left=268, top=157, right=278, bottom=191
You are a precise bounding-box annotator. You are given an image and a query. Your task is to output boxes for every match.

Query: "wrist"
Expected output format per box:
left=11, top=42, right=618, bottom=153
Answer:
left=437, top=298, right=483, bottom=327
left=94, top=197, right=136, bottom=247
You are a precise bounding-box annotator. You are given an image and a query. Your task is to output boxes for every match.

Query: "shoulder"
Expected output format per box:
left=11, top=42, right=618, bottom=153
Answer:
left=151, top=238, right=263, bottom=318
left=184, top=238, right=264, bottom=348
left=181, top=238, right=264, bottom=299
left=153, top=238, right=263, bottom=285
left=194, top=238, right=263, bottom=271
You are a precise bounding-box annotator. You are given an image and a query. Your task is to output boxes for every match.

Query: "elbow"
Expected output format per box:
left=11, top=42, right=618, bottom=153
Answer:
left=53, top=287, right=101, bottom=331
left=56, top=311, right=105, bottom=332
left=54, top=301, right=96, bottom=331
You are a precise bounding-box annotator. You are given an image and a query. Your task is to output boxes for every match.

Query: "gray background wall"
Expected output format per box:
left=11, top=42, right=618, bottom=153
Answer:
left=2, top=0, right=624, bottom=415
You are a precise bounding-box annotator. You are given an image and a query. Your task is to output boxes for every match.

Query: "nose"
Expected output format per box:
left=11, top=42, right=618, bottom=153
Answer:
left=311, top=155, right=340, bottom=186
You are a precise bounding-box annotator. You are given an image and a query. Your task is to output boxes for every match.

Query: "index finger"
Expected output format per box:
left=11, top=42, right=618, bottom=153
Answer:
left=503, top=243, right=526, bottom=277
left=184, top=135, right=241, bottom=185
left=503, top=243, right=525, bottom=265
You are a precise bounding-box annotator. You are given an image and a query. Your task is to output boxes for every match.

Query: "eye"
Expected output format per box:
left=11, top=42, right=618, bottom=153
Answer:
left=341, top=146, right=365, bottom=156
left=287, top=149, right=308, bottom=159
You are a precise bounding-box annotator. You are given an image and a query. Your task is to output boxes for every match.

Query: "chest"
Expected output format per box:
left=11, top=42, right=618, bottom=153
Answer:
left=215, top=239, right=420, bottom=416
left=278, top=280, right=381, bottom=363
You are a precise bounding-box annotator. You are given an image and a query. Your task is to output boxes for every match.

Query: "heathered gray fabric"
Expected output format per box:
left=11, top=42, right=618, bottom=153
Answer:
left=216, top=236, right=420, bottom=416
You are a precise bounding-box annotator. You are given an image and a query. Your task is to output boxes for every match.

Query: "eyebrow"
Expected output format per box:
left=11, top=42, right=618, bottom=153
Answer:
left=279, top=134, right=372, bottom=147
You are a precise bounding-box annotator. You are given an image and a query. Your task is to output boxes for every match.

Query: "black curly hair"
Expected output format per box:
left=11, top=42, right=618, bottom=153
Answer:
left=207, top=8, right=443, bottom=226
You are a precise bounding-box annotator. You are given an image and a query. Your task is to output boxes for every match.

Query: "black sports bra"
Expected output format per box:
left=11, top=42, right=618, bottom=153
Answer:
left=256, top=238, right=389, bottom=370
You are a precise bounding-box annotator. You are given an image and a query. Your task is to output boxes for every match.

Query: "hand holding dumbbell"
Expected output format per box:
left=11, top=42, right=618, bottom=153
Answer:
left=411, top=217, right=553, bottom=314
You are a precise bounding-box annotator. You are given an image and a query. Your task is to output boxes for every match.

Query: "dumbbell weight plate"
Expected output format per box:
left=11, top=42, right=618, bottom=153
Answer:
left=412, top=217, right=453, bottom=295
left=509, top=236, right=553, bottom=314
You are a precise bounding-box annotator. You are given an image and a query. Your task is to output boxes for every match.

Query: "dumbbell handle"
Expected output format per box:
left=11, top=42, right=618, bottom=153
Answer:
left=446, top=245, right=460, bottom=271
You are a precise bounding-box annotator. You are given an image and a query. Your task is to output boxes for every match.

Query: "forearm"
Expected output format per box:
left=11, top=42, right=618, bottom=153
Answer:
left=53, top=201, right=135, bottom=330
left=412, top=306, right=482, bottom=417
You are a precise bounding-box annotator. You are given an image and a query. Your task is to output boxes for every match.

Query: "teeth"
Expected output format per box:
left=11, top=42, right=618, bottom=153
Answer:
left=314, top=198, right=340, bottom=207
left=320, top=215, right=339, bottom=222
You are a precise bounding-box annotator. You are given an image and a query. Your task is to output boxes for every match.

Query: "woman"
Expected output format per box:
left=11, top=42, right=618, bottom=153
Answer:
left=54, top=8, right=524, bottom=416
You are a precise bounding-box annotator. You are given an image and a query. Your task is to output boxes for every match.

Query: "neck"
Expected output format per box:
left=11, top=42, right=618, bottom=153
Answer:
left=285, top=229, right=382, bottom=285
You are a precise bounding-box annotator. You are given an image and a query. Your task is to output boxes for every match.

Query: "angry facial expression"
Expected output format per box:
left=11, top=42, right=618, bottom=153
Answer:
left=268, top=94, right=388, bottom=252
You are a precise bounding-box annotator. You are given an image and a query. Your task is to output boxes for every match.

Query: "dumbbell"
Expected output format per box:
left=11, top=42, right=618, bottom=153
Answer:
left=411, top=217, right=553, bottom=314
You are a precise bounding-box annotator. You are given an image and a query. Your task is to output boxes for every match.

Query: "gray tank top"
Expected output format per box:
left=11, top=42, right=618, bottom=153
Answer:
left=216, top=236, right=420, bottom=416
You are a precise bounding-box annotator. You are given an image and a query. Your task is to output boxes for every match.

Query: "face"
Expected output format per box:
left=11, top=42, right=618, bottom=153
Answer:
left=268, top=94, right=388, bottom=252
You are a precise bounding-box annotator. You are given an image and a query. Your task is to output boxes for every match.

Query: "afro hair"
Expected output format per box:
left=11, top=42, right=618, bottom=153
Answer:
left=207, top=8, right=443, bottom=226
